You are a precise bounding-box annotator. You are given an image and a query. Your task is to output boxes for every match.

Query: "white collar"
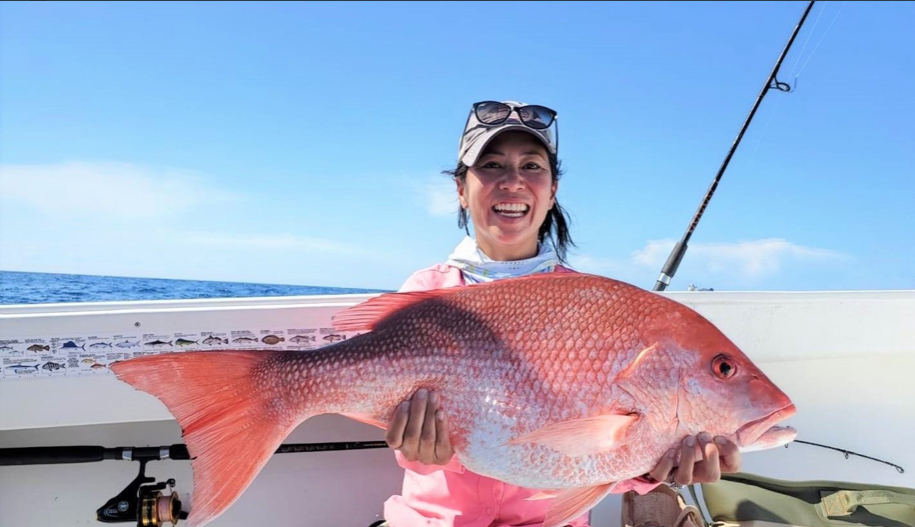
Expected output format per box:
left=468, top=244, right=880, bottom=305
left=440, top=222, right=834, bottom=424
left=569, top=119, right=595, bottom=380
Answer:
left=445, top=236, right=560, bottom=284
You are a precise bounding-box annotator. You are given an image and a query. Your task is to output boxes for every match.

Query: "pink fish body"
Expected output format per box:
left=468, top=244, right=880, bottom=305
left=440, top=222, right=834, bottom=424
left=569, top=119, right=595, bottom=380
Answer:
left=111, top=273, right=796, bottom=527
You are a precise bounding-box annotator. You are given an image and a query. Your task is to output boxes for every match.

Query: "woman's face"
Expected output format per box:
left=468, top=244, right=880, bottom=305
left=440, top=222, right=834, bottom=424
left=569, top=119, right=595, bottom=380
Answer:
left=458, top=131, right=557, bottom=261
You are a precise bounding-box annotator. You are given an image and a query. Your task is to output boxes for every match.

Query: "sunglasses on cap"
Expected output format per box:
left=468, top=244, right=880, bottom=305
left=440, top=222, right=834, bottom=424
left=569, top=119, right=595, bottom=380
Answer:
left=472, top=101, right=558, bottom=130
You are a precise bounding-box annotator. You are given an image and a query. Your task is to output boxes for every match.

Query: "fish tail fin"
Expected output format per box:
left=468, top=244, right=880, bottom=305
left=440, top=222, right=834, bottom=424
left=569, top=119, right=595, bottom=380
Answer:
left=110, top=350, right=302, bottom=527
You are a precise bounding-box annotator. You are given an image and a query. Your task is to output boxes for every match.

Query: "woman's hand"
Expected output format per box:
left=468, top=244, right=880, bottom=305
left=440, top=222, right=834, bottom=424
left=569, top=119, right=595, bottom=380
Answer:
left=385, top=389, right=454, bottom=465
left=648, top=432, right=742, bottom=486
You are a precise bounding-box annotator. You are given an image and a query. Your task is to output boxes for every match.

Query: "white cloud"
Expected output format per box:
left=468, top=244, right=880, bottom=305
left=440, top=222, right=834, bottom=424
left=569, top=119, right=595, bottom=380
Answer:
left=568, top=237, right=851, bottom=291
left=632, top=238, right=849, bottom=279
left=631, top=239, right=675, bottom=269
left=0, top=161, right=382, bottom=285
left=409, top=174, right=458, bottom=217
left=0, top=161, right=243, bottom=219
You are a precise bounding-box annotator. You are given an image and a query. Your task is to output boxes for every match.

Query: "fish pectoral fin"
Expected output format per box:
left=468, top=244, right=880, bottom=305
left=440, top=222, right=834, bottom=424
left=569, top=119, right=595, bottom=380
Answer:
left=543, top=482, right=619, bottom=527
left=507, top=413, right=638, bottom=457
left=526, top=490, right=562, bottom=501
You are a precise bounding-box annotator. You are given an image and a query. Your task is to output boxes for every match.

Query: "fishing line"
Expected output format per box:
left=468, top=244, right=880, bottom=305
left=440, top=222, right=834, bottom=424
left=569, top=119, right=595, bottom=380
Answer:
left=724, top=1, right=847, bottom=228
left=786, top=0, right=827, bottom=80
left=725, top=1, right=832, bottom=191
left=787, top=439, right=905, bottom=474
left=744, top=1, right=845, bottom=172
left=740, top=89, right=785, bottom=171
left=792, top=1, right=847, bottom=84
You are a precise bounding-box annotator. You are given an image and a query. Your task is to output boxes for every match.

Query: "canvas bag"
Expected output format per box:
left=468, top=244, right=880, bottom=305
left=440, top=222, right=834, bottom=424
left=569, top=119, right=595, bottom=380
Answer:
left=687, top=472, right=915, bottom=527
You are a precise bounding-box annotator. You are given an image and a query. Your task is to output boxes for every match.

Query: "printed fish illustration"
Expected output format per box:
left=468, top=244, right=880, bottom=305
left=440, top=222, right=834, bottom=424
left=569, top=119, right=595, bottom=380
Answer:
left=202, top=336, right=227, bottom=346
left=27, top=345, right=50, bottom=352
left=144, top=340, right=173, bottom=347
left=231, top=337, right=258, bottom=344
left=42, top=362, right=64, bottom=371
left=81, top=358, right=98, bottom=365
left=261, top=335, right=285, bottom=345
left=61, top=341, right=85, bottom=350
left=89, top=342, right=112, bottom=349
left=289, top=335, right=316, bottom=344
left=115, top=340, right=139, bottom=348
left=90, top=363, right=107, bottom=370
left=111, top=273, right=797, bottom=527
left=5, top=364, right=40, bottom=374
left=322, top=334, right=346, bottom=343
left=0, top=345, right=14, bottom=351
left=176, top=339, right=199, bottom=347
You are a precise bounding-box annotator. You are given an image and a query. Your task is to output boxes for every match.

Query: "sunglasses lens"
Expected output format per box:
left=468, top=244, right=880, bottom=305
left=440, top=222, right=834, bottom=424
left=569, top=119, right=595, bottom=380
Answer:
left=517, top=105, right=555, bottom=129
left=475, top=101, right=512, bottom=124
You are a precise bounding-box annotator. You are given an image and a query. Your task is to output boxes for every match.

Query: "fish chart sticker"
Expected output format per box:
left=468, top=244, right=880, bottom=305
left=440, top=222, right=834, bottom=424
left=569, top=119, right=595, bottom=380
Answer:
left=1, top=323, right=365, bottom=381
left=229, top=330, right=261, bottom=347
left=286, top=328, right=318, bottom=350
left=1, top=338, right=68, bottom=379
left=259, top=329, right=287, bottom=346
left=199, top=331, right=230, bottom=348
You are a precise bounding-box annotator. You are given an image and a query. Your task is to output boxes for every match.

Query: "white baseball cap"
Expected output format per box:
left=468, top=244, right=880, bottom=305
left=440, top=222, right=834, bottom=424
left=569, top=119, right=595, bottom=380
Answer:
left=458, top=100, right=558, bottom=166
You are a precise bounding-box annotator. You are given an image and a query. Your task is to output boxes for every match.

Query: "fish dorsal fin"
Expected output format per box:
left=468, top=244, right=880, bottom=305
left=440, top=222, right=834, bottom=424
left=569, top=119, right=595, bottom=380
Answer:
left=543, top=482, right=619, bottom=527
left=332, top=288, right=460, bottom=332
left=507, top=412, right=639, bottom=458
left=333, top=272, right=584, bottom=332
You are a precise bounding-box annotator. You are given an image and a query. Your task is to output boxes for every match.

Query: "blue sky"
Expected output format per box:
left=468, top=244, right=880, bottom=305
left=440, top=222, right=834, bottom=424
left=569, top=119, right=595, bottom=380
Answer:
left=1, top=1, right=912, bottom=292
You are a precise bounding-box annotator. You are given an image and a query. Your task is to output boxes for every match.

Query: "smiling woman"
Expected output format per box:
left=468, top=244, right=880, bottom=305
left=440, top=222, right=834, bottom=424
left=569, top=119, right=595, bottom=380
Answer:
left=450, top=100, right=574, bottom=266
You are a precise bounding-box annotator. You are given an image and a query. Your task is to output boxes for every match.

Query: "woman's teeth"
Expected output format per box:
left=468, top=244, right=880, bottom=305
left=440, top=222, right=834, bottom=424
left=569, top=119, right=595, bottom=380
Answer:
left=493, top=203, right=529, bottom=217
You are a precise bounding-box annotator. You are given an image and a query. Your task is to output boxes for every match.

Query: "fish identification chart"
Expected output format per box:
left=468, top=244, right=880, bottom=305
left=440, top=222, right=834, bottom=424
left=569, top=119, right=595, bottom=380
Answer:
left=0, top=326, right=359, bottom=381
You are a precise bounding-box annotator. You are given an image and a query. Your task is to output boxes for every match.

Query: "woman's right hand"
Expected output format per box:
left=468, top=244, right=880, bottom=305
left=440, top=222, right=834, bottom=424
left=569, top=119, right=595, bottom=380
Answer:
left=385, top=388, right=454, bottom=465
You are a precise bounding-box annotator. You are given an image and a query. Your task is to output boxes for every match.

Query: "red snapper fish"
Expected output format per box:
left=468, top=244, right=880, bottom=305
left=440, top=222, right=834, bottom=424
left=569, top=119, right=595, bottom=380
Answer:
left=110, top=273, right=797, bottom=527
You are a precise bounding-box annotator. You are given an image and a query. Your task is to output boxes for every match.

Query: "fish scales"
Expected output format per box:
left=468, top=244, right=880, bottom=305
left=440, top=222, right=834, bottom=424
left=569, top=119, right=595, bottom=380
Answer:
left=256, top=278, right=697, bottom=488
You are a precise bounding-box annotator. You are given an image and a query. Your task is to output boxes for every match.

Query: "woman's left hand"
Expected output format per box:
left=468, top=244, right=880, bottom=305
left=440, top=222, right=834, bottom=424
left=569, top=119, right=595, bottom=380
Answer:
left=647, top=432, right=742, bottom=486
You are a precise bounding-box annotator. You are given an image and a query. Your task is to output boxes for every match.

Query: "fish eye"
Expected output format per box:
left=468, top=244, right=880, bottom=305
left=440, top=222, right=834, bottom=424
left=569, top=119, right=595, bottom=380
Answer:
left=712, top=355, right=737, bottom=379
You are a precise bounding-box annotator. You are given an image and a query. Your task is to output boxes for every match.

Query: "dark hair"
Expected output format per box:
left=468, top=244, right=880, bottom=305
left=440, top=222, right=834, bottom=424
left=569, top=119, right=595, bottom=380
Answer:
left=443, top=151, right=576, bottom=262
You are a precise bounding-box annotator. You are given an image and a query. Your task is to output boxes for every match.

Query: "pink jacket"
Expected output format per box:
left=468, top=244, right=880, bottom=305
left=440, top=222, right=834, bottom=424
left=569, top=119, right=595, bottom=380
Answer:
left=382, top=263, right=661, bottom=527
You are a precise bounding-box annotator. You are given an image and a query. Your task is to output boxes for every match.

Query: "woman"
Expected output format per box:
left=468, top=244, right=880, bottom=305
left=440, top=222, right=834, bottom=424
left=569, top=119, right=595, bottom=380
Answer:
left=380, top=101, right=741, bottom=527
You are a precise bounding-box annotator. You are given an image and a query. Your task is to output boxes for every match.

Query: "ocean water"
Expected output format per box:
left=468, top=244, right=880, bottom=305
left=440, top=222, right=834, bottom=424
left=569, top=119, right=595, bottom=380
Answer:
left=0, top=270, right=391, bottom=305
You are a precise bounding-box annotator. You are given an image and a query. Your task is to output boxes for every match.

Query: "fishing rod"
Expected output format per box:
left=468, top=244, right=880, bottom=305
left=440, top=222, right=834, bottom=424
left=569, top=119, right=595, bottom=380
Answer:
left=653, top=0, right=816, bottom=292
left=0, top=440, right=390, bottom=466
left=0, top=440, right=388, bottom=526
left=788, top=440, right=906, bottom=474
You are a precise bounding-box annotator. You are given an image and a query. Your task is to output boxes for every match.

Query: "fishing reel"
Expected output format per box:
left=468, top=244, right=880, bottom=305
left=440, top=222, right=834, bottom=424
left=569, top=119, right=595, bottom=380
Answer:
left=97, top=458, right=187, bottom=526
left=0, top=440, right=388, bottom=525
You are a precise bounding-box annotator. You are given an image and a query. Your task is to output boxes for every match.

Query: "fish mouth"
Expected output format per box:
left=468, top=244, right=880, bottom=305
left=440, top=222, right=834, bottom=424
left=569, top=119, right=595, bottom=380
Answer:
left=737, top=425, right=797, bottom=452
left=736, top=404, right=797, bottom=449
